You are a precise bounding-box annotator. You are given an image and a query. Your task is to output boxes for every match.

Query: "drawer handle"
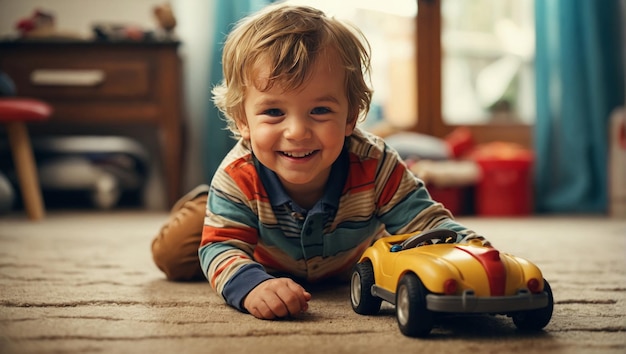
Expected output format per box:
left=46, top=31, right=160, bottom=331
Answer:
left=30, top=69, right=105, bottom=86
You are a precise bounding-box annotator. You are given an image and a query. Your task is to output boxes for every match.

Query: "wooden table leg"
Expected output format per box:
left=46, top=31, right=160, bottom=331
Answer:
left=6, top=121, right=45, bottom=220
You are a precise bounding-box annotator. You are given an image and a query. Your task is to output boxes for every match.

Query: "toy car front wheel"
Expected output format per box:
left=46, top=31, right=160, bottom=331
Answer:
left=512, top=280, right=554, bottom=330
left=351, top=261, right=382, bottom=315
left=396, top=273, right=434, bottom=337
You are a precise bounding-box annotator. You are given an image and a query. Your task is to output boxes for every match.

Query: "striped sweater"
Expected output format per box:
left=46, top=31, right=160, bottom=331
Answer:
left=199, top=128, right=475, bottom=311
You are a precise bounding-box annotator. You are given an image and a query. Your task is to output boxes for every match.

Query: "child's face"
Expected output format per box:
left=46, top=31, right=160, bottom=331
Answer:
left=238, top=49, right=354, bottom=196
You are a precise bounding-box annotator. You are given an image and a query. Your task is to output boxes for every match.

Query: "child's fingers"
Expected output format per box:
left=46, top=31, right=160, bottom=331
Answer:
left=264, top=293, right=291, bottom=318
left=284, top=280, right=311, bottom=313
left=249, top=299, right=276, bottom=319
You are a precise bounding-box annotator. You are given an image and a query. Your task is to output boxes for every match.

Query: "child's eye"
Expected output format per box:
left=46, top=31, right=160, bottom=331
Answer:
left=311, top=107, right=331, bottom=115
left=262, top=108, right=284, bottom=117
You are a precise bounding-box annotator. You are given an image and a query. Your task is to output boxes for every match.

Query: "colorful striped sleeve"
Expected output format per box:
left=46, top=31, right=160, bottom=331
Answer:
left=198, top=145, right=274, bottom=310
left=352, top=130, right=476, bottom=238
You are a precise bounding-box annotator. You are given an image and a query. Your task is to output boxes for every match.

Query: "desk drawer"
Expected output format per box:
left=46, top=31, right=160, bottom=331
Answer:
left=0, top=40, right=183, bottom=206
left=2, top=55, right=152, bottom=100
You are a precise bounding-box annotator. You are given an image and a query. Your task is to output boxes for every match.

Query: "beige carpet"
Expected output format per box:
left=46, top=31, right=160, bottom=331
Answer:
left=0, top=212, right=624, bottom=353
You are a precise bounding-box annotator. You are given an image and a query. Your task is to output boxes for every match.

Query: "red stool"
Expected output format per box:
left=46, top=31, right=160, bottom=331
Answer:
left=0, top=98, right=52, bottom=220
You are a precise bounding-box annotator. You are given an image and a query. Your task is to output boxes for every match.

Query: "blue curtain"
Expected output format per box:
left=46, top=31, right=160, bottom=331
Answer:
left=203, top=0, right=276, bottom=180
left=534, top=0, right=624, bottom=213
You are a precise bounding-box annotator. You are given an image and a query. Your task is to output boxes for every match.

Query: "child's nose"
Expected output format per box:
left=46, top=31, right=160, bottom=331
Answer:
left=284, top=115, right=311, bottom=140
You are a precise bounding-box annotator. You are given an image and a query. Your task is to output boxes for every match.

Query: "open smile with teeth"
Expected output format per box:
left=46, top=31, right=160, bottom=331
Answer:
left=281, top=150, right=317, bottom=158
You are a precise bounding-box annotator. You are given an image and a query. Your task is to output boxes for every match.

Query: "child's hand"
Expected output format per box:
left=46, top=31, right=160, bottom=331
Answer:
left=243, top=278, right=312, bottom=319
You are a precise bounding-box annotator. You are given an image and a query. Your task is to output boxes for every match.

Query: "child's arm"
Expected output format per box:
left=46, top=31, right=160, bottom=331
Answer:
left=372, top=137, right=490, bottom=245
left=199, top=238, right=311, bottom=319
left=199, top=178, right=311, bottom=318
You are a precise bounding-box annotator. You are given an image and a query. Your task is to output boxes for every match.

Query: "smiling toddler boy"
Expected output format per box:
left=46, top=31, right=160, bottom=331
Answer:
left=151, top=3, right=487, bottom=320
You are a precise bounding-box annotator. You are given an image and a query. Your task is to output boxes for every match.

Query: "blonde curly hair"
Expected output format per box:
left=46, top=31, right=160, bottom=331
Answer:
left=212, top=3, right=373, bottom=138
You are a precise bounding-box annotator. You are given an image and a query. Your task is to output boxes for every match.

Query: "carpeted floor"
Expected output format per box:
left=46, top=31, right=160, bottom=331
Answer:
left=0, top=211, right=624, bottom=353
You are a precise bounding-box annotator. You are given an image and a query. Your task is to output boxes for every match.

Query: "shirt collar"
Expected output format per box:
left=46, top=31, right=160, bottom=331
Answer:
left=255, top=144, right=349, bottom=212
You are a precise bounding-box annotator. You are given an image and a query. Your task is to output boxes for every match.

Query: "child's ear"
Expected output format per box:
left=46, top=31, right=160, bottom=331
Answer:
left=345, top=114, right=358, bottom=136
left=236, top=118, right=251, bottom=139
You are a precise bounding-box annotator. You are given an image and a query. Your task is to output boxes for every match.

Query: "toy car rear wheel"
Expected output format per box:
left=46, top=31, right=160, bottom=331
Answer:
left=512, top=280, right=554, bottom=330
left=351, top=261, right=382, bottom=315
left=396, top=273, right=434, bottom=337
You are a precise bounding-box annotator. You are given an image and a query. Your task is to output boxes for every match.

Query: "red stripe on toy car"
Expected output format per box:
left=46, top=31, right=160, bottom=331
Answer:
left=456, top=246, right=506, bottom=296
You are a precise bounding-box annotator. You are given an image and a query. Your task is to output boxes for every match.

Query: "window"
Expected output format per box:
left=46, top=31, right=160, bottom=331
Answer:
left=416, top=0, right=534, bottom=147
left=442, top=0, right=535, bottom=125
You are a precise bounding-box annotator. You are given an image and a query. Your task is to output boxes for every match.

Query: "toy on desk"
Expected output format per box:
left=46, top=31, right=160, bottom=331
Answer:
left=350, top=229, right=553, bottom=337
left=153, top=3, right=177, bottom=35
left=14, top=8, right=83, bottom=39
left=15, top=9, right=55, bottom=38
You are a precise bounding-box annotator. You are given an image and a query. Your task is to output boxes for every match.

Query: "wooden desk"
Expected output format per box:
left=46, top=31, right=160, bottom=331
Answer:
left=0, top=40, right=184, bottom=207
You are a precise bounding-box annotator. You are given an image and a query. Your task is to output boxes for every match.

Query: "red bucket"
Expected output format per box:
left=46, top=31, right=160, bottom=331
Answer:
left=472, top=143, right=534, bottom=216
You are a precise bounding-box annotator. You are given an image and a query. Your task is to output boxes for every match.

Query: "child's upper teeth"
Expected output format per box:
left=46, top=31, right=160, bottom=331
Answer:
left=285, top=151, right=313, bottom=157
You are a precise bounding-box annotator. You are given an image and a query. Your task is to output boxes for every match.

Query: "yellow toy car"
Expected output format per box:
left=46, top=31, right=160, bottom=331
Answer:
left=350, top=229, right=553, bottom=337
